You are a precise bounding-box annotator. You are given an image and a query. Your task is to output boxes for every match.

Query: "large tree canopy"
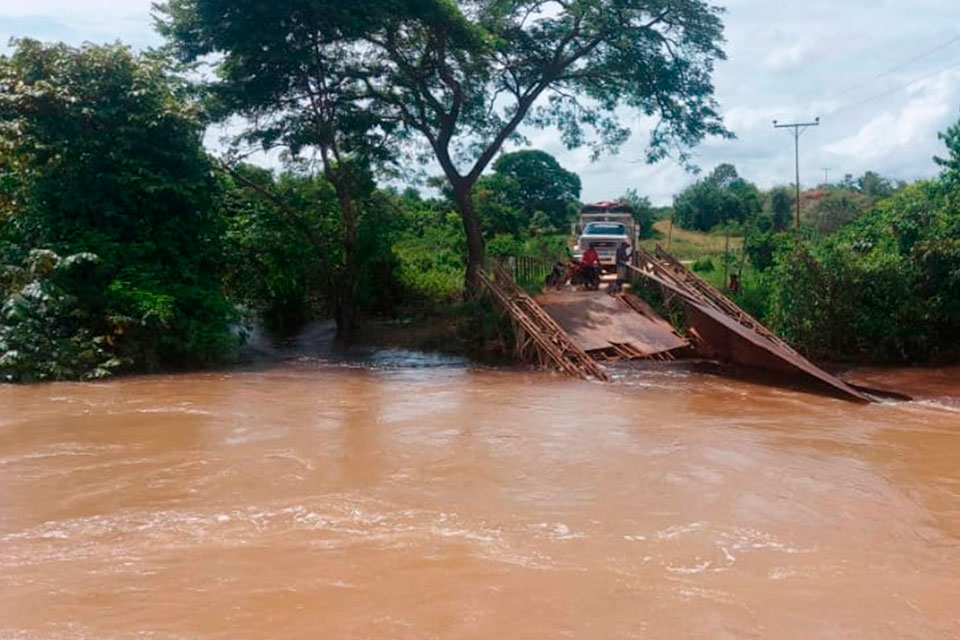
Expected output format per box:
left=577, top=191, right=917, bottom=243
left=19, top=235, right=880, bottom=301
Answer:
left=156, top=0, right=475, bottom=337
left=673, top=163, right=760, bottom=231
left=481, top=150, right=581, bottom=232
left=361, top=0, right=730, bottom=290
left=935, top=113, right=960, bottom=187
left=157, top=0, right=729, bottom=295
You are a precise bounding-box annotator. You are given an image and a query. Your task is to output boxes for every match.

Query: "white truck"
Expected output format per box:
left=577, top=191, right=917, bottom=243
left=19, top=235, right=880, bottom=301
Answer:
left=573, top=201, right=638, bottom=271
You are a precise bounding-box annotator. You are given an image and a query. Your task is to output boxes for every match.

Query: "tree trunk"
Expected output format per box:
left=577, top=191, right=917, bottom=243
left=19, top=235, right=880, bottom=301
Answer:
left=333, top=179, right=360, bottom=343
left=453, top=181, right=485, bottom=299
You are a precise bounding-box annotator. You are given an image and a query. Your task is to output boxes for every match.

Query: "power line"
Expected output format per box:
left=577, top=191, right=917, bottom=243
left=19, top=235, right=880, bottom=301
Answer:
left=832, top=57, right=960, bottom=116
left=835, top=34, right=960, bottom=100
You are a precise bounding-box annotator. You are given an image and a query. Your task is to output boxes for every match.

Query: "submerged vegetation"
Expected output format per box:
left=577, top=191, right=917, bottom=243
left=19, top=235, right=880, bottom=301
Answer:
left=1, top=1, right=959, bottom=381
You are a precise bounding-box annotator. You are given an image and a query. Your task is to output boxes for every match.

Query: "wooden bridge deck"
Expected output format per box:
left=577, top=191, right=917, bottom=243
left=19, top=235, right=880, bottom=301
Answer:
left=480, top=251, right=880, bottom=403
left=536, top=291, right=688, bottom=359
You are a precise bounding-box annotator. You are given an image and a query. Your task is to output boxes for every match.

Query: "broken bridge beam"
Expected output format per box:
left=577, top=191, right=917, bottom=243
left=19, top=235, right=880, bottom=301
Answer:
left=626, top=250, right=873, bottom=403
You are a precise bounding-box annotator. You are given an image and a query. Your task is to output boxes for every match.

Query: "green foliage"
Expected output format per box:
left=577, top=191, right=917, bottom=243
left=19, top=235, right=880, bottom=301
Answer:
left=357, top=0, right=730, bottom=287
left=221, top=168, right=413, bottom=330
left=673, top=164, right=762, bottom=231
left=857, top=171, right=894, bottom=200
left=0, top=40, right=234, bottom=379
left=0, top=250, right=122, bottom=382
left=618, top=189, right=657, bottom=239
left=812, top=190, right=863, bottom=234
left=935, top=112, right=960, bottom=187
left=522, top=235, right=570, bottom=261
left=363, top=0, right=731, bottom=169
left=156, top=0, right=451, bottom=336
left=767, top=187, right=793, bottom=231
left=393, top=206, right=465, bottom=306
left=473, top=185, right=525, bottom=238
left=460, top=149, right=583, bottom=238
left=766, top=180, right=960, bottom=363
left=486, top=233, right=525, bottom=258
left=220, top=166, right=339, bottom=332
left=692, top=257, right=715, bottom=273
left=744, top=231, right=792, bottom=272
left=484, top=150, right=581, bottom=233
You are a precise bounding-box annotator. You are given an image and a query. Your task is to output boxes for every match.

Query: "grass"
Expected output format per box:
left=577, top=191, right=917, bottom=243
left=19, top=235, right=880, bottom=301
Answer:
left=639, top=219, right=744, bottom=260
left=636, top=220, right=770, bottom=319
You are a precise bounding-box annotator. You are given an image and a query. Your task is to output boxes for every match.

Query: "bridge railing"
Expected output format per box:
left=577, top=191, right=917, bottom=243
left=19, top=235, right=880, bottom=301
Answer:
left=493, top=255, right=556, bottom=288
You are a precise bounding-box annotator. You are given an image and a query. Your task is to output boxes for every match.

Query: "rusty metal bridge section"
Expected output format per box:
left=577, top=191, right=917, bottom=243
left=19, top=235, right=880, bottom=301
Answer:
left=628, top=246, right=872, bottom=403
left=478, top=265, right=610, bottom=381
left=481, top=248, right=877, bottom=403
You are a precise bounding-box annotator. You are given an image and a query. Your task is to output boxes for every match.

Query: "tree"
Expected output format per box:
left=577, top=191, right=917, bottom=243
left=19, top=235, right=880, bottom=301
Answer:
left=744, top=230, right=791, bottom=272
left=156, top=0, right=467, bottom=339
left=363, top=0, right=731, bottom=293
left=220, top=166, right=340, bottom=333
left=935, top=113, right=960, bottom=186
left=814, top=191, right=862, bottom=234
left=617, top=189, right=656, bottom=239
left=0, top=40, right=233, bottom=378
left=768, top=187, right=793, bottom=231
left=486, top=150, right=581, bottom=232
left=857, top=171, right=893, bottom=200
left=673, top=164, right=760, bottom=231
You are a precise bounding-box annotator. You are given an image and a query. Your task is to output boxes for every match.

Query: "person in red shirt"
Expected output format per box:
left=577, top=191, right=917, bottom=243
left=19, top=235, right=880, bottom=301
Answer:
left=580, top=245, right=602, bottom=285
left=581, top=245, right=600, bottom=267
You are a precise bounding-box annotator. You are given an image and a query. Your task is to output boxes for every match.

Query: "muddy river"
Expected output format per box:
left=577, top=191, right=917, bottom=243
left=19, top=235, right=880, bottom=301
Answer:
left=1, top=351, right=959, bottom=639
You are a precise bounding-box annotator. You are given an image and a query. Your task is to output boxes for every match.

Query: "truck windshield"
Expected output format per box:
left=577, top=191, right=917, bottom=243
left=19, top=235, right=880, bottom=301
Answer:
left=584, top=223, right=626, bottom=235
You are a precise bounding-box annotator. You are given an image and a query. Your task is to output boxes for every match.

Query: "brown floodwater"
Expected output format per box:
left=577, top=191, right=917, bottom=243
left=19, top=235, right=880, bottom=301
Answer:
left=1, top=351, right=959, bottom=639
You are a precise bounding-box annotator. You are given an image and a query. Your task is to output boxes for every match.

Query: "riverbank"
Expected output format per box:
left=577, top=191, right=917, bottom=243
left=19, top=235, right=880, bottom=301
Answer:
left=357, top=303, right=515, bottom=365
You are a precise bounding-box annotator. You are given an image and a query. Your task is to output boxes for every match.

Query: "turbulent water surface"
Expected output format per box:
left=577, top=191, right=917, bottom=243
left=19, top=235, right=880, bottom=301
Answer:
left=1, top=351, right=959, bottom=639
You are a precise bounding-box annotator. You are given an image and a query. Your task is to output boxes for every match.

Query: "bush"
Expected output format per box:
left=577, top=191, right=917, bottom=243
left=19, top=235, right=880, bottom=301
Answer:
left=766, top=180, right=960, bottom=362
left=487, top=233, right=524, bottom=258
left=0, top=250, right=123, bottom=381
left=393, top=210, right=465, bottom=306
left=0, top=41, right=235, bottom=378
left=692, top=257, right=715, bottom=272
left=744, top=231, right=792, bottom=272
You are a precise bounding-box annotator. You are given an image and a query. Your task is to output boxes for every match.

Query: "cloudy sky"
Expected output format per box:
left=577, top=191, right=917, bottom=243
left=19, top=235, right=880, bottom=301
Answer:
left=3, top=0, right=960, bottom=204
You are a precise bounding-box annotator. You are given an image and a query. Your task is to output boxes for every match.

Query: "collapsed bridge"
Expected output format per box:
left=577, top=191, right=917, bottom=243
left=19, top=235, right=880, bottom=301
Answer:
left=480, top=247, right=878, bottom=403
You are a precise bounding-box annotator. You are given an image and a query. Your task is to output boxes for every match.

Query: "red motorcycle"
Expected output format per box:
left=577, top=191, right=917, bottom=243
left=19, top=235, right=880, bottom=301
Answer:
left=568, top=260, right=602, bottom=291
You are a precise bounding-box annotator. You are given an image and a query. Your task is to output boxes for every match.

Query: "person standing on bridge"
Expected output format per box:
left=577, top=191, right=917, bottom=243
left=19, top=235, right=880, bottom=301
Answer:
left=614, top=241, right=631, bottom=293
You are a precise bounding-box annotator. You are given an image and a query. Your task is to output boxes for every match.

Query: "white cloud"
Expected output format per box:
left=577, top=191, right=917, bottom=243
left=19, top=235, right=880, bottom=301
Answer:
left=824, top=69, right=960, bottom=162
left=1, top=0, right=157, bottom=50
left=0, top=0, right=150, bottom=17
left=762, top=39, right=813, bottom=72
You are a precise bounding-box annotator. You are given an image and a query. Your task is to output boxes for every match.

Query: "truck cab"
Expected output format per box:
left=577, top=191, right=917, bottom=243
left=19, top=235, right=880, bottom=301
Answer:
left=573, top=202, right=638, bottom=269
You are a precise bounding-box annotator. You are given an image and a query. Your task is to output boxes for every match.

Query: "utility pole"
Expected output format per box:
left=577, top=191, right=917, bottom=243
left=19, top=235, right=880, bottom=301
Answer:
left=821, top=167, right=831, bottom=185
left=774, top=117, right=819, bottom=232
